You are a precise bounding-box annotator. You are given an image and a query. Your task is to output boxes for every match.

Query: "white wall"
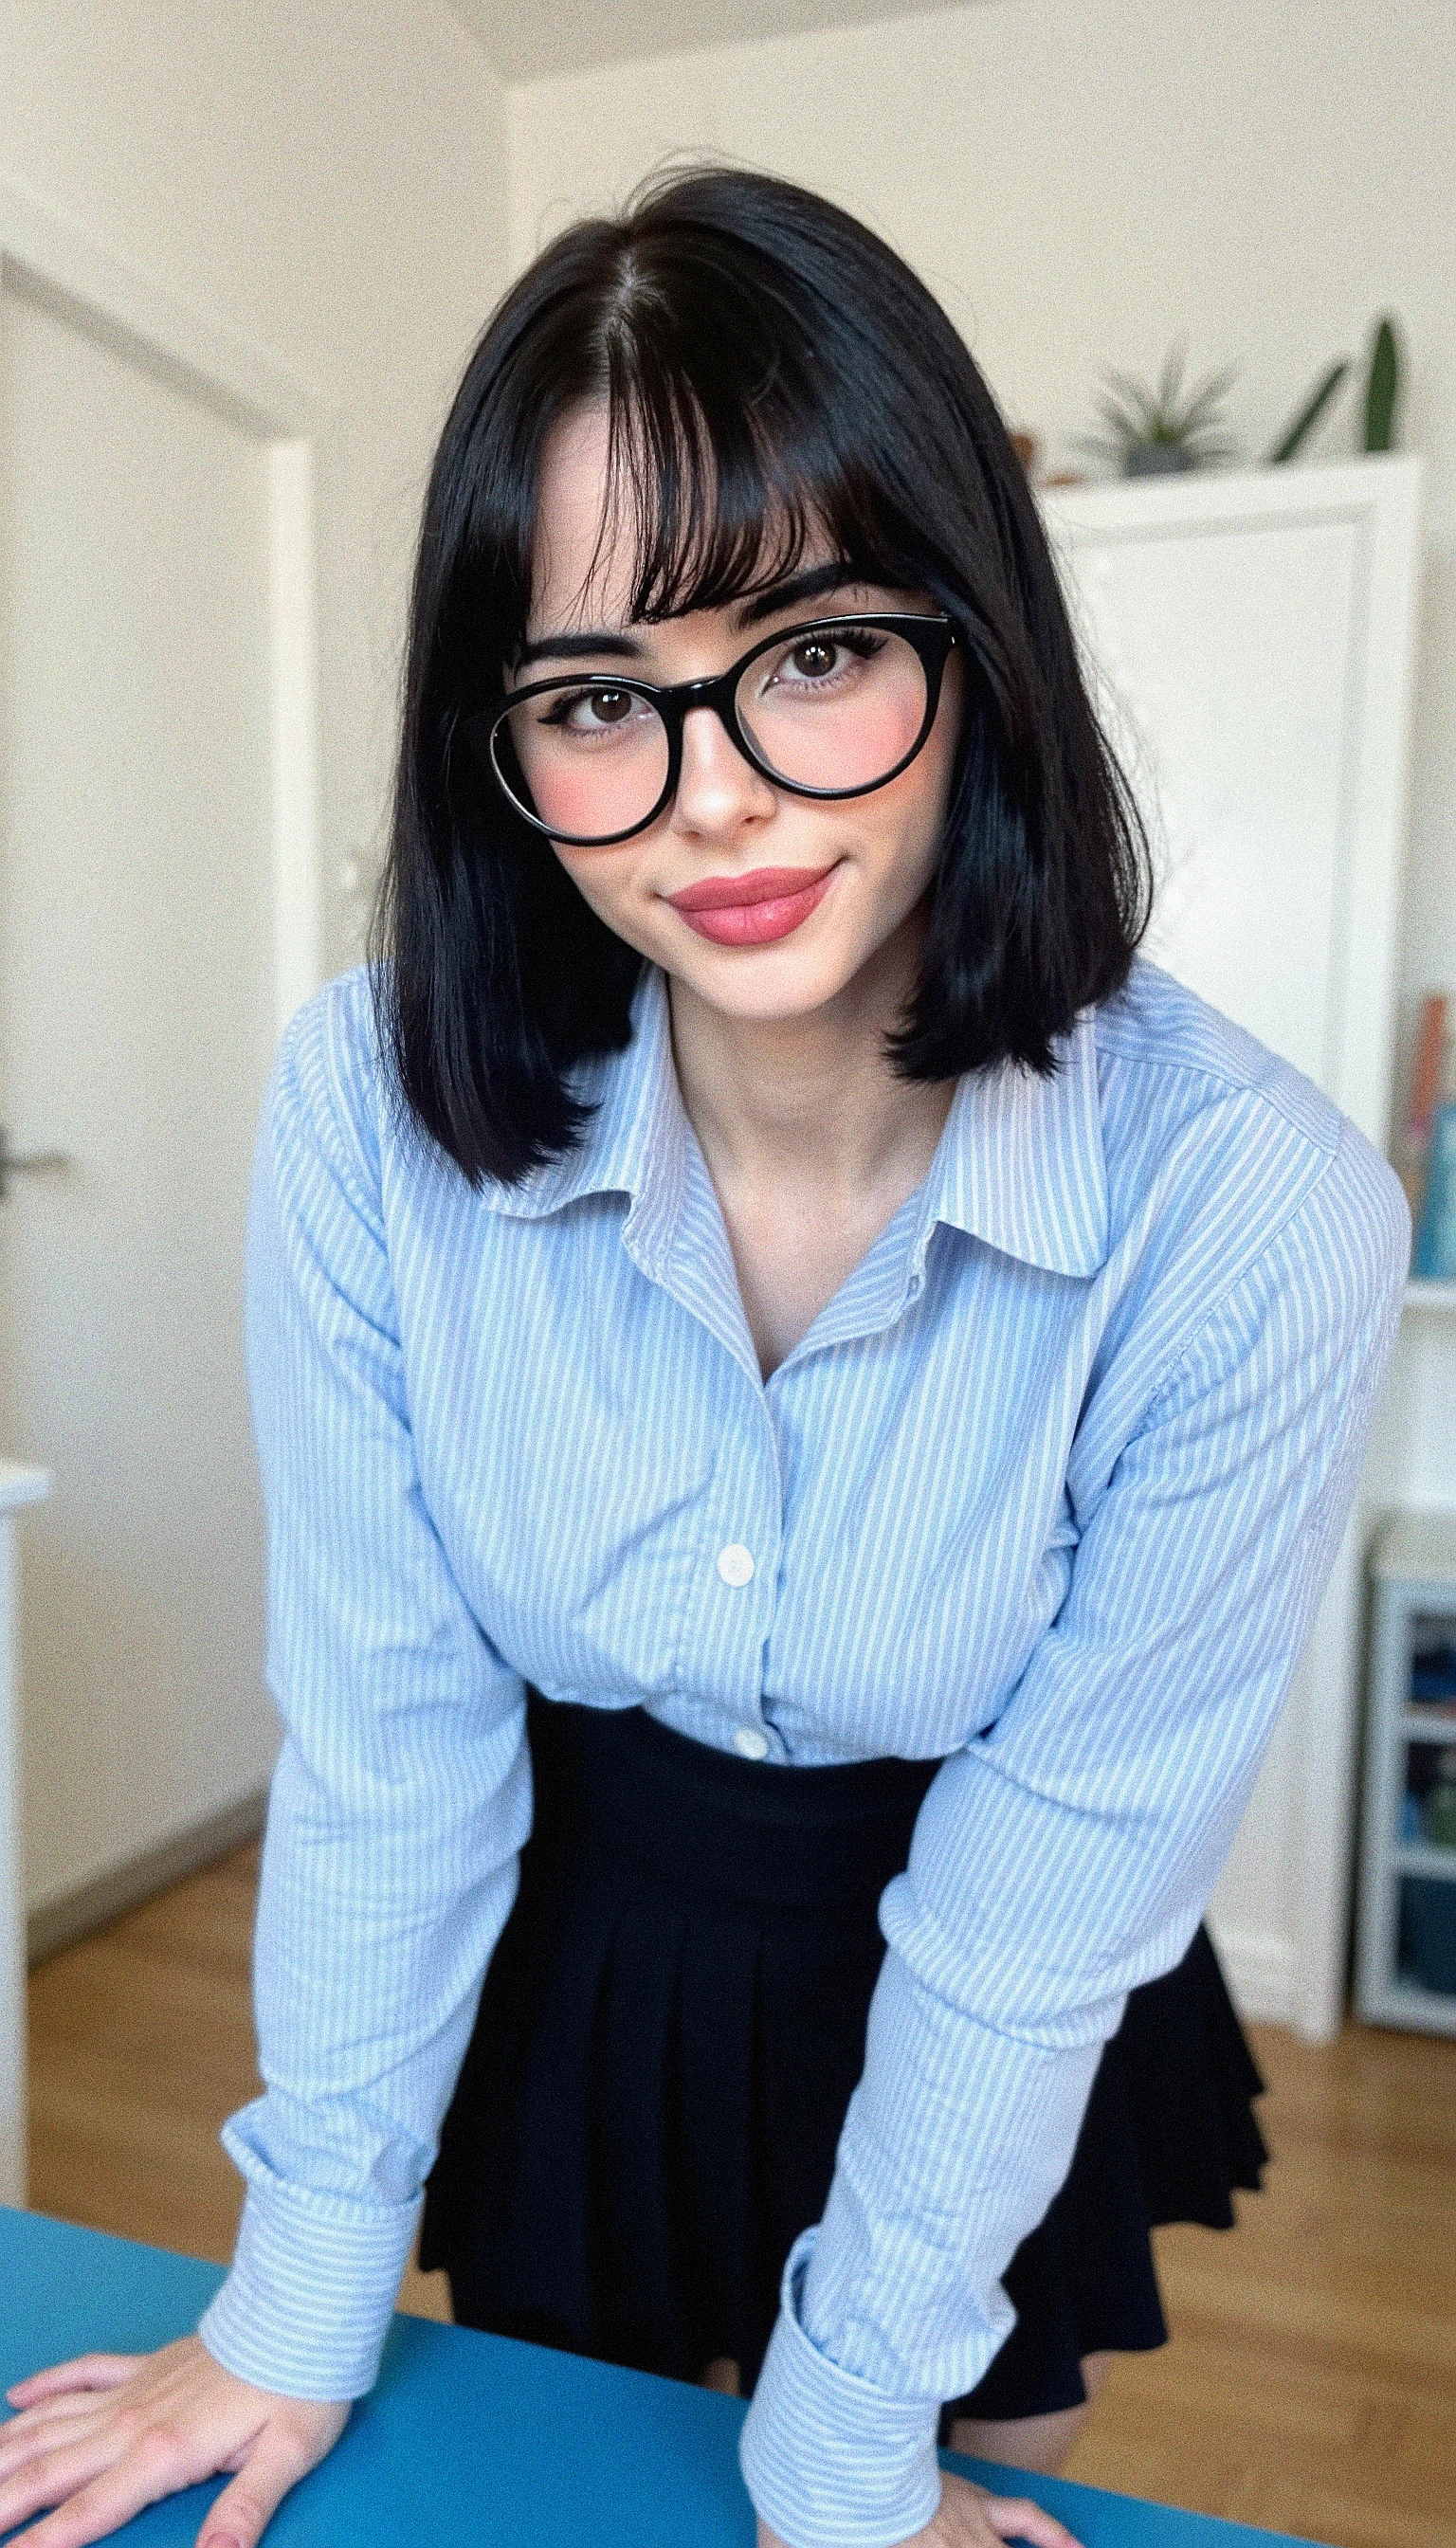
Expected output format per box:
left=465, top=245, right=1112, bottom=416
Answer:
left=504, top=0, right=1456, bottom=1118
left=2, top=0, right=509, bottom=978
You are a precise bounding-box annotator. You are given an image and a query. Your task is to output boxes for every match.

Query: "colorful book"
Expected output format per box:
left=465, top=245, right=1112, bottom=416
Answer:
left=1398, top=992, right=1449, bottom=1238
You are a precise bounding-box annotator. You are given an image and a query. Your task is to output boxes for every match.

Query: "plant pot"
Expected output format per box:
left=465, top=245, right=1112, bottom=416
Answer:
left=1123, top=444, right=1197, bottom=478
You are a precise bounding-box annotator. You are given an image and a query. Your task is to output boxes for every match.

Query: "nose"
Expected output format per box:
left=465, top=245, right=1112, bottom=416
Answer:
left=670, top=702, right=778, bottom=838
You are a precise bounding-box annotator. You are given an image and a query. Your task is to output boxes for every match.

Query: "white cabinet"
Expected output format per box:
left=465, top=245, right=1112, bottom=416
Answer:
left=1040, top=458, right=1425, bottom=2039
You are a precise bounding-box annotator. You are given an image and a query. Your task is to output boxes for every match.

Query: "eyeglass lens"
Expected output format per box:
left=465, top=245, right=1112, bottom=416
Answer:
left=497, top=623, right=931, bottom=843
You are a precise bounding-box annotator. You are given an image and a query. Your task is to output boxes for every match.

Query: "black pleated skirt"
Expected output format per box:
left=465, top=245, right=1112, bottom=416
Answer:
left=420, top=1694, right=1267, bottom=2431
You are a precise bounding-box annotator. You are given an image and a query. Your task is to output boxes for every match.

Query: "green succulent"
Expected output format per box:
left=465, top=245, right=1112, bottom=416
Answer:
left=1078, top=341, right=1240, bottom=472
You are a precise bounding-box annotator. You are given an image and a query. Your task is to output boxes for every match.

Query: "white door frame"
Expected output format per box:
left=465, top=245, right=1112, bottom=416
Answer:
left=0, top=178, right=327, bottom=2201
left=0, top=173, right=327, bottom=1038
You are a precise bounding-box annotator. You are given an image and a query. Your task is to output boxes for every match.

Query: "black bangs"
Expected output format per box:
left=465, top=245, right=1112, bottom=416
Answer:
left=374, top=165, right=1153, bottom=1188
left=579, top=259, right=913, bottom=629
left=592, top=377, right=830, bottom=632
left=490, top=214, right=930, bottom=659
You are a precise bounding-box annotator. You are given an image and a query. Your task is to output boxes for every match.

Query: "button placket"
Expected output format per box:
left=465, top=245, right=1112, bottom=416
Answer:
left=715, top=1536, right=774, bottom=1753
left=700, top=1411, right=783, bottom=1757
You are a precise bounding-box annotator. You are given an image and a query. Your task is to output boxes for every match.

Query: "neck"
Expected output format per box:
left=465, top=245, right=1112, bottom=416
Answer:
left=665, top=907, right=956, bottom=1199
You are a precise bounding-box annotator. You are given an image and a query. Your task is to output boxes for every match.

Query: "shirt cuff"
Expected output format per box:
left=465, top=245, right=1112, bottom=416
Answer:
left=196, top=2161, right=418, bottom=2400
left=738, top=2231, right=943, bottom=2548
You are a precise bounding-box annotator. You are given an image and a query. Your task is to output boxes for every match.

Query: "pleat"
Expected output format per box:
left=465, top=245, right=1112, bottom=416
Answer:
left=755, top=1893, right=889, bottom=2358
left=938, top=1926, right=1265, bottom=2430
left=1115, top=1924, right=1268, bottom=2227
left=422, top=1842, right=623, bottom=2357
left=428, top=1699, right=1271, bottom=2432
left=674, top=1908, right=766, bottom=2374
left=593, top=1877, right=696, bottom=2375
left=945, top=2040, right=1168, bottom=2426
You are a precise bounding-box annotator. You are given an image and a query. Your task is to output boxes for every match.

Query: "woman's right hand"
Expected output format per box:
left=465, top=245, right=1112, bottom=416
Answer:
left=0, top=2336, right=351, bottom=2548
left=759, top=2469, right=1082, bottom=2548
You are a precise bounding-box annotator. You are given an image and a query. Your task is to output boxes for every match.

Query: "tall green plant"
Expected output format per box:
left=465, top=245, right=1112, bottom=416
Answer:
left=1364, top=317, right=1400, bottom=451
left=1267, top=360, right=1350, bottom=464
left=1269, top=314, right=1403, bottom=464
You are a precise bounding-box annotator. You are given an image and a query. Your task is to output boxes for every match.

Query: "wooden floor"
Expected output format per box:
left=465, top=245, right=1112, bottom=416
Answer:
left=26, top=1842, right=1456, bottom=2548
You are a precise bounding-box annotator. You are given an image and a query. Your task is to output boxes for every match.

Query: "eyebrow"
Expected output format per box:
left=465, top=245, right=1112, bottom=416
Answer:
left=514, top=559, right=869, bottom=671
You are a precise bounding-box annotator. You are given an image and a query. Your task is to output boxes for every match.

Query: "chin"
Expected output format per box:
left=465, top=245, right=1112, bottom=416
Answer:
left=664, top=931, right=865, bottom=1022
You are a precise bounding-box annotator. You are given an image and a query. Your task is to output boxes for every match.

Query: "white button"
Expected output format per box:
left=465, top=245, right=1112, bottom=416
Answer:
left=734, top=1725, right=771, bottom=1760
left=717, top=1543, right=755, bottom=1587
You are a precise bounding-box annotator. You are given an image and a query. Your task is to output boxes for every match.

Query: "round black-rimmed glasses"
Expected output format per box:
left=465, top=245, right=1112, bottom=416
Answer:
left=462, top=611, right=959, bottom=848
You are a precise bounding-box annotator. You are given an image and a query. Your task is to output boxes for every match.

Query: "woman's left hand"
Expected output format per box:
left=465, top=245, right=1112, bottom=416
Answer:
left=757, top=2466, right=1082, bottom=2548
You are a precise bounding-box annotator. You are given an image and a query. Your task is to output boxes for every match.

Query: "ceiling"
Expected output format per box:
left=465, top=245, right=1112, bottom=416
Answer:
left=448, top=0, right=976, bottom=83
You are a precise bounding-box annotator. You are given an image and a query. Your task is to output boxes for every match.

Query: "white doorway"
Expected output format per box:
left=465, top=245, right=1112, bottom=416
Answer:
left=0, top=205, right=322, bottom=1962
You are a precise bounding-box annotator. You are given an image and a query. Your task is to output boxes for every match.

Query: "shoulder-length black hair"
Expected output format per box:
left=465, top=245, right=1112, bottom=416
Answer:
left=372, top=163, right=1152, bottom=1187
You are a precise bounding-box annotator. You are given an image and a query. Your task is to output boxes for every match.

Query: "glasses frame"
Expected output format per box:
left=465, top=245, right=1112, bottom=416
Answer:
left=463, top=610, right=959, bottom=848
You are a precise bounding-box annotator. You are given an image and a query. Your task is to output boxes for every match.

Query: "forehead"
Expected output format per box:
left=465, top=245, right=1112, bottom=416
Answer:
left=528, top=402, right=837, bottom=638
left=529, top=408, right=627, bottom=628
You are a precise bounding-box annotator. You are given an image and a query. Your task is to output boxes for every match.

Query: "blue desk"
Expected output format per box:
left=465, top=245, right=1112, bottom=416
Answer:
left=1, top=2210, right=1319, bottom=2547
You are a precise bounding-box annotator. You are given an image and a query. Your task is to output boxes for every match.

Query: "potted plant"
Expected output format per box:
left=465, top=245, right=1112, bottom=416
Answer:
left=1079, top=341, right=1239, bottom=477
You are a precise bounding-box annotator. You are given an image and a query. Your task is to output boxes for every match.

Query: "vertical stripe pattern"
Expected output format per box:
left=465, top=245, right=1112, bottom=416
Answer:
left=197, top=956, right=1409, bottom=2548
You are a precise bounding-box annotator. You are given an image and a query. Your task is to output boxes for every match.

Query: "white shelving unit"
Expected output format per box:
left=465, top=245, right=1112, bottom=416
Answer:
left=1405, top=1278, right=1456, bottom=1314
left=1355, top=1509, right=1456, bottom=2036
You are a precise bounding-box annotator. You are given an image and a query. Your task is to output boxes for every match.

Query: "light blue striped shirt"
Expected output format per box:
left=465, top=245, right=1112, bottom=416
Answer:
left=198, top=954, right=1408, bottom=2548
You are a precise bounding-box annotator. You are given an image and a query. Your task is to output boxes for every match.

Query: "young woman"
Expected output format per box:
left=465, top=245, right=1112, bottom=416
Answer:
left=0, top=168, right=1408, bottom=2548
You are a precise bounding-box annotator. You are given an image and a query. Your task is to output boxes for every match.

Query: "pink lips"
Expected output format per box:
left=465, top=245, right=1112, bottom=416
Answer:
left=666, top=863, right=840, bottom=946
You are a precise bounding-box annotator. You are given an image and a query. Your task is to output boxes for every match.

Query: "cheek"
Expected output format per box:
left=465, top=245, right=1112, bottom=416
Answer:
left=871, top=735, right=960, bottom=901
left=534, top=771, right=612, bottom=838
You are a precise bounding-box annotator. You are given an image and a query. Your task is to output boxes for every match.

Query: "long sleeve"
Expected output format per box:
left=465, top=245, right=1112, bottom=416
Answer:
left=197, top=995, right=531, bottom=2399
left=740, top=1122, right=1410, bottom=2547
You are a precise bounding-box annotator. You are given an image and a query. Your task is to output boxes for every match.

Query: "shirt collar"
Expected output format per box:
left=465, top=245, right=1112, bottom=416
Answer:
left=911, top=1007, right=1110, bottom=1278
left=486, top=963, right=1109, bottom=1281
left=482, top=965, right=688, bottom=1252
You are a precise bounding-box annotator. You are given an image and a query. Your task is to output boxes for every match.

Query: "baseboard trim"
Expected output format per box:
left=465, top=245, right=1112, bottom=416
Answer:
left=1209, top=1921, right=1301, bottom=2027
left=27, top=1791, right=268, bottom=1966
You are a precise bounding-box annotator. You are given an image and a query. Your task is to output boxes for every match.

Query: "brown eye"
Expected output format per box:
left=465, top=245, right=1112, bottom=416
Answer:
left=543, top=684, right=646, bottom=734
left=791, top=639, right=837, bottom=679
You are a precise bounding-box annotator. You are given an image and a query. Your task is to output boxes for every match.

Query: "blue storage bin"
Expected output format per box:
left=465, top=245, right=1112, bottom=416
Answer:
left=1411, top=1642, right=1456, bottom=1702
left=1398, top=1874, right=1456, bottom=1996
left=1413, top=1102, right=1456, bottom=1278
